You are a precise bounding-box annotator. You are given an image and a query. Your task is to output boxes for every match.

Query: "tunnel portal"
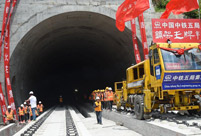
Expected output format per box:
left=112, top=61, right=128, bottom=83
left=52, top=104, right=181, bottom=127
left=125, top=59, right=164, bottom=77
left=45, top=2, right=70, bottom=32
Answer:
left=10, top=11, right=140, bottom=107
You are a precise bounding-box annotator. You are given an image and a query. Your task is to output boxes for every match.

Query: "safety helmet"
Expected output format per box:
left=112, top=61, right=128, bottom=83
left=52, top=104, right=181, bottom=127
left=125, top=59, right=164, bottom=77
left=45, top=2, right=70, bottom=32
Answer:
left=24, top=102, right=26, bottom=105
left=39, top=101, right=41, bottom=104
left=96, top=97, right=100, bottom=100
left=7, top=105, right=11, bottom=109
left=21, top=104, right=24, bottom=107
left=108, top=87, right=112, bottom=90
left=29, top=91, right=34, bottom=95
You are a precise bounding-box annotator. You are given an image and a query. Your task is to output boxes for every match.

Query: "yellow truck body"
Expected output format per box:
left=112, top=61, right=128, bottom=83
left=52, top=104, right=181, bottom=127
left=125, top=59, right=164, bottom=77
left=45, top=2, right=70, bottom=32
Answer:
left=125, top=43, right=201, bottom=119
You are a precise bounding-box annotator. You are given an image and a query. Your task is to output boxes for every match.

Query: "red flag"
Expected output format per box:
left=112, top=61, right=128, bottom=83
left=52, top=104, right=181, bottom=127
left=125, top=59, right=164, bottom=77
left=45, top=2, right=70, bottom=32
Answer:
left=116, top=0, right=150, bottom=31
left=160, top=0, right=199, bottom=19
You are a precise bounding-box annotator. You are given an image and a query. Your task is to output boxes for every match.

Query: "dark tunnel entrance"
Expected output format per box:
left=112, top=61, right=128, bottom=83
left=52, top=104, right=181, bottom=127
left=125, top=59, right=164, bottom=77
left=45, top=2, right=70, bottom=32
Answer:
left=10, top=11, right=142, bottom=107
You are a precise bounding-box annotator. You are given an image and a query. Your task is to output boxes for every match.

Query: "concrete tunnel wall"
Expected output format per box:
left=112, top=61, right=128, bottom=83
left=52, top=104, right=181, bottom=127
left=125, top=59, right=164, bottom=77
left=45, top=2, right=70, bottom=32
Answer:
left=10, top=11, right=143, bottom=107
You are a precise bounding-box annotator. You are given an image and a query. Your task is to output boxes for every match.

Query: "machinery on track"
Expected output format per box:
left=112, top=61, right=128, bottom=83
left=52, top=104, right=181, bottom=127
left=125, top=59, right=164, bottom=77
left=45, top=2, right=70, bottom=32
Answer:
left=115, top=43, right=201, bottom=120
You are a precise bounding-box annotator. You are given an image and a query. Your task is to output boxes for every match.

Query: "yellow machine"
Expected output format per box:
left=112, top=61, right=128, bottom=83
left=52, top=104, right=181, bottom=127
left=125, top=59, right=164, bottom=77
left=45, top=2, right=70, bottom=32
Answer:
left=114, top=81, right=128, bottom=110
left=124, top=43, right=201, bottom=119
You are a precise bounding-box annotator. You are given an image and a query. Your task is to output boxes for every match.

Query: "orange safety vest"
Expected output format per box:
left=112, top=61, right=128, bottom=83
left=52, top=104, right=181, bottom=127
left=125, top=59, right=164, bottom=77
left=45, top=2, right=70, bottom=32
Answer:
left=6, top=110, right=14, bottom=120
left=92, top=92, right=95, bottom=100
left=59, top=97, right=63, bottom=103
left=24, top=106, right=28, bottom=114
left=29, top=107, right=33, bottom=116
left=18, top=107, right=24, bottom=116
left=37, top=104, right=43, bottom=112
left=104, top=91, right=108, bottom=101
left=94, top=101, right=102, bottom=111
left=108, top=91, right=114, bottom=101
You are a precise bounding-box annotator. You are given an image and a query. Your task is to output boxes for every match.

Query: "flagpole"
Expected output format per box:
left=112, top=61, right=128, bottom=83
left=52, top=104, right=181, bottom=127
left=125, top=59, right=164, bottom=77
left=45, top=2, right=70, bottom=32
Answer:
left=198, top=0, right=200, bottom=19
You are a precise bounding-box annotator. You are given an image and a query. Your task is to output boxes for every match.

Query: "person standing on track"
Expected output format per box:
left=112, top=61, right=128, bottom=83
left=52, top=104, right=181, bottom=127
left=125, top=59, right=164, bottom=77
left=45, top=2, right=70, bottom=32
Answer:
left=37, top=101, right=44, bottom=115
left=59, top=95, right=63, bottom=106
left=26, top=91, right=37, bottom=121
left=24, top=102, right=29, bottom=122
left=18, top=104, right=25, bottom=124
left=94, top=97, right=103, bottom=125
left=108, top=87, right=114, bottom=111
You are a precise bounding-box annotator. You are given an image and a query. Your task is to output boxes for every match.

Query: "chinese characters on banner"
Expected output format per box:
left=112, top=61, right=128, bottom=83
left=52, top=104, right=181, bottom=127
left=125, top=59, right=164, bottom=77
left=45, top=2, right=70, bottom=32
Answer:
left=152, top=19, right=201, bottom=43
left=130, top=19, right=141, bottom=63
left=0, top=83, right=7, bottom=123
left=3, top=0, right=18, bottom=119
left=162, top=72, right=201, bottom=90
left=0, top=0, right=11, bottom=60
left=138, top=14, right=149, bottom=60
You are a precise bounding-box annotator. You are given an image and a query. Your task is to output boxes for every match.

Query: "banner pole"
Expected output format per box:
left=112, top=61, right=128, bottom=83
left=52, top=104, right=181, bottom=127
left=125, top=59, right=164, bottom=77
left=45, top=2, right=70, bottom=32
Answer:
left=198, top=0, right=200, bottom=19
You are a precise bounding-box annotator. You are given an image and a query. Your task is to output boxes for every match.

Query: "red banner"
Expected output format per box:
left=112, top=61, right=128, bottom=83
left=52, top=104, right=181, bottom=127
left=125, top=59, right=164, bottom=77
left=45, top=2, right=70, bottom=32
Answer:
left=116, top=0, right=150, bottom=31
left=0, top=83, right=7, bottom=123
left=130, top=19, right=141, bottom=63
left=4, top=0, right=18, bottom=119
left=152, top=19, right=201, bottom=43
left=160, top=0, right=199, bottom=19
left=0, top=0, right=12, bottom=60
left=138, top=14, right=149, bottom=60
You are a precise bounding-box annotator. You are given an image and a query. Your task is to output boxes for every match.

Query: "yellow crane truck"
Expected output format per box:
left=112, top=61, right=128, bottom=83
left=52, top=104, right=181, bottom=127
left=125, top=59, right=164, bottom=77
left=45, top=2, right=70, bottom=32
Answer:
left=121, top=43, right=201, bottom=119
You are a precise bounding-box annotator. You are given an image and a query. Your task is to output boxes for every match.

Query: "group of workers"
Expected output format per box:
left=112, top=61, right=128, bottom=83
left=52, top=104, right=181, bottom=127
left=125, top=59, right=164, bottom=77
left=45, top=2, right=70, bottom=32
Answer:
left=89, top=87, right=114, bottom=111
left=91, top=87, right=114, bottom=125
left=4, top=91, right=44, bottom=125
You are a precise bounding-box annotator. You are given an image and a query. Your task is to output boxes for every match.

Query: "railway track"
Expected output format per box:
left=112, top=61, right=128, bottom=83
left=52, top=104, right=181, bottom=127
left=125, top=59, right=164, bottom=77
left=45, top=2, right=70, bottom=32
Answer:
left=18, top=106, right=79, bottom=136
left=65, top=107, right=79, bottom=136
left=113, top=106, right=201, bottom=131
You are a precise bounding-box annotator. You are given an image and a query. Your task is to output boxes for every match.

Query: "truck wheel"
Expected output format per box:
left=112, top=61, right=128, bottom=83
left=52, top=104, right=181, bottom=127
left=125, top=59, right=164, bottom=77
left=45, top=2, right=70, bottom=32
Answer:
left=134, top=95, right=144, bottom=120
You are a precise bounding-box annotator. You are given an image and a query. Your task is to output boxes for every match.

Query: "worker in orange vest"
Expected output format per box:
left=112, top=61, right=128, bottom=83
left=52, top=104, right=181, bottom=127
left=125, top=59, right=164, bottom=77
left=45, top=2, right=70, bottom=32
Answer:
left=100, top=90, right=105, bottom=109
left=18, top=104, right=25, bottom=124
left=5, top=105, right=15, bottom=124
left=37, top=101, right=44, bottom=115
left=59, top=96, right=63, bottom=106
left=94, top=97, right=102, bottom=125
left=108, top=87, right=114, bottom=111
left=28, top=105, right=33, bottom=122
left=24, top=102, right=29, bottom=122
left=104, top=87, right=109, bottom=109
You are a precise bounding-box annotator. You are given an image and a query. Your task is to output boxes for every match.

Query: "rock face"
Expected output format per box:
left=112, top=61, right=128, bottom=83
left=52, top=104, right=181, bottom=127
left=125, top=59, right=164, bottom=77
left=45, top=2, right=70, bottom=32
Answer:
left=0, top=0, right=183, bottom=117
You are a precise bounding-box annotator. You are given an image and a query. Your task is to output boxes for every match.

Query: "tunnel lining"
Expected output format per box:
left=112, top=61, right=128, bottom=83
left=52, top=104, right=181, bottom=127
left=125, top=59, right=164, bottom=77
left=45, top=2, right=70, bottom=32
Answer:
left=10, top=11, right=141, bottom=107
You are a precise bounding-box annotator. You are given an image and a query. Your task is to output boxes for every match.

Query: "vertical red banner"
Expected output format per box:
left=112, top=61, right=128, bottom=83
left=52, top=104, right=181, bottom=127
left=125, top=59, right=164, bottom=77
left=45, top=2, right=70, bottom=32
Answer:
left=0, top=83, right=7, bottom=123
left=130, top=19, right=141, bottom=64
left=0, top=0, right=11, bottom=60
left=3, top=0, right=18, bottom=119
left=4, top=23, right=17, bottom=119
left=138, top=14, right=149, bottom=60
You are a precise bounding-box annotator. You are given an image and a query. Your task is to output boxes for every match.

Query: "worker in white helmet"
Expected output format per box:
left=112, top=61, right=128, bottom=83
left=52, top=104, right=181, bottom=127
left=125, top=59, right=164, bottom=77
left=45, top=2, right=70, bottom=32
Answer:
left=24, top=102, right=29, bottom=122
left=5, top=105, right=15, bottom=124
left=108, top=87, right=114, bottom=111
left=26, top=91, right=37, bottom=121
left=18, top=104, right=25, bottom=124
left=37, top=101, right=44, bottom=115
left=94, top=96, right=103, bottom=125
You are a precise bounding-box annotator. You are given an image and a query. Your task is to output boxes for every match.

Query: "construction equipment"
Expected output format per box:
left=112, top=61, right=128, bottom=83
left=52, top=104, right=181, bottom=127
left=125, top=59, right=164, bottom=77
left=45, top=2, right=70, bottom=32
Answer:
left=119, top=43, right=201, bottom=119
